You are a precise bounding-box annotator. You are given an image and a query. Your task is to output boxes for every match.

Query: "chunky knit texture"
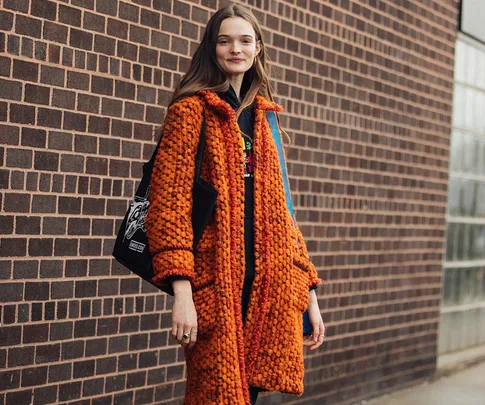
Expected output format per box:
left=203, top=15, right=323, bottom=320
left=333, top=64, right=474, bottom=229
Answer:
left=145, top=90, right=322, bottom=405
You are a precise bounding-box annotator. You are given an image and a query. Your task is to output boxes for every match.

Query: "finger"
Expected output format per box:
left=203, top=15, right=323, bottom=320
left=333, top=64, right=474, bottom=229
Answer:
left=176, top=323, right=185, bottom=344
left=188, top=327, right=198, bottom=349
left=181, top=326, right=191, bottom=348
left=303, top=337, right=315, bottom=347
left=310, top=334, right=325, bottom=350
left=309, top=324, right=326, bottom=350
left=172, top=321, right=178, bottom=341
left=311, top=322, right=320, bottom=342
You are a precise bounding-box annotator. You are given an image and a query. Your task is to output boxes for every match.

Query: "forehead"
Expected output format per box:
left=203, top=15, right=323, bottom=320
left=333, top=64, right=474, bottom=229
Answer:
left=218, top=17, right=255, bottom=37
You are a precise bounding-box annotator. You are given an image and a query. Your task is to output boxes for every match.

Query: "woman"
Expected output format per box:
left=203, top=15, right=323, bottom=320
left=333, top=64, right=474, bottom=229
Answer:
left=145, top=4, right=325, bottom=405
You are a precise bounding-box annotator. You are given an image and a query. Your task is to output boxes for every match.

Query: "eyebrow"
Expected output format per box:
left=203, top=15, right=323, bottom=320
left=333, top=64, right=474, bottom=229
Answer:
left=217, top=34, right=254, bottom=38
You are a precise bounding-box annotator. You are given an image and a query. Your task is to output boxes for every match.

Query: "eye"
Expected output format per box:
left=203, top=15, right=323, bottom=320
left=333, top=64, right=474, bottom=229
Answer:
left=218, top=39, right=229, bottom=44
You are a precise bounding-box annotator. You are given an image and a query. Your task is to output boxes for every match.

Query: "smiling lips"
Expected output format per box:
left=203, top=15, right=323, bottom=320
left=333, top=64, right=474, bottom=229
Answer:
left=228, top=58, right=244, bottom=62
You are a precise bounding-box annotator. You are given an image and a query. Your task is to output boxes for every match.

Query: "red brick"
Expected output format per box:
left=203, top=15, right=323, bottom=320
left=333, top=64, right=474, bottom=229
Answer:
left=0, top=10, right=14, bottom=30
left=0, top=78, right=22, bottom=101
left=96, top=0, right=118, bottom=16
left=58, top=196, right=81, bottom=214
left=101, top=97, right=122, bottom=117
left=7, top=346, right=34, bottom=367
left=58, top=381, right=81, bottom=401
left=31, top=195, right=56, bottom=214
left=64, top=112, right=87, bottom=131
left=28, top=238, right=54, bottom=256
left=162, top=15, right=179, bottom=34
left=24, top=84, right=50, bottom=105
left=48, top=131, right=73, bottom=151
left=23, top=324, right=49, bottom=344
left=129, top=24, right=150, bottom=45
left=91, top=75, right=113, bottom=96
left=52, top=89, right=76, bottom=109
left=0, top=241, right=26, bottom=263
left=72, top=0, right=94, bottom=9
left=105, top=374, right=126, bottom=393
left=33, top=385, right=58, bottom=404
left=67, top=71, right=89, bottom=90
left=94, top=34, right=116, bottom=56
left=31, top=0, right=57, bottom=21
left=117, top=40, right=137, bottom=61
left=37, top=107, right=62, bottom=128
left=16, top=216, right=41, bottom=234
left=10, top=103, right=35, bottom=124
left=70, top=28, right=93, bottom=51
left=0, top=215, right=14, bottom=234
left=77, top=93, right=100, bottom=113
left=40, top=65, right=65, bottom=86
left=34, top=151, right=59, bottom=171
left=119, top=2, right=139, bottom=23
left=139, top=46, right=158, bottom=66
left=153, top=0, right=171, bottom=13
left=84, top=12, right=106, bottom=33
left=74, top=319, right=96, bottom=338
left=21, top=366, right=48, bottom=387
left=6, top=389, right=32, bottom=405
left=6, top=148, right=32, bottom=168
left=158, top=51, right=177, bottom=69
left=0, top=56, right=11, bottom=78
left=79, top=239, right=102, bottom=256
left=42, top=217, right=66, bottom=235
left=15, top=15, right=42, bottom=38
left=4, top=192, right=31, bottom=212
left=178, top=0, right=194, bottom=18
left=59, top=4, right=82, bottom=27
left=82, top=377, right=104, bottom=397
left=36, top=40, right=47, bottom=61
left=73, top=360, right=95, bottom=378
left=86, top=157, right=108, bottom=175
left=48, top=362, right=72, bottom=382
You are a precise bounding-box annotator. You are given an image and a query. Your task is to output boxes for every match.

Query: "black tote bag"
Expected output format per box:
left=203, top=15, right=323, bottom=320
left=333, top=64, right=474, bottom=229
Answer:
left=112, top=115, right=218, bottom=295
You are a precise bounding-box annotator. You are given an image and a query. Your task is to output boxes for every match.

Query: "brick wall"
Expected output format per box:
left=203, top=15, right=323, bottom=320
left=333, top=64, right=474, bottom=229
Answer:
left=0, top=0, right=459, bottom=404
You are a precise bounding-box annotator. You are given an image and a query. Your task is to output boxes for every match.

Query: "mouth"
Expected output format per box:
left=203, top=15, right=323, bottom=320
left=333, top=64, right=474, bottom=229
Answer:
left=228, top=58, right=244, bottom=63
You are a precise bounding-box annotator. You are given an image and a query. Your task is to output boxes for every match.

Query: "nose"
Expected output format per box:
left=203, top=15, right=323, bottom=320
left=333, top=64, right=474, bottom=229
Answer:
left=230, top=42, right=241, bottom=54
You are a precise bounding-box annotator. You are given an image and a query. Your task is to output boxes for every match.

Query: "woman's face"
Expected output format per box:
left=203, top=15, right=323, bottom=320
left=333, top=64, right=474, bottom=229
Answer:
left=215, top=17, right=261, bottom=80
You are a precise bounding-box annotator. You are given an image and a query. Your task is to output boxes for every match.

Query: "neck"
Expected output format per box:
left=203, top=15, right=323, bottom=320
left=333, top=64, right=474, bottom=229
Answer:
left=227, top=75, right=244, bottom=100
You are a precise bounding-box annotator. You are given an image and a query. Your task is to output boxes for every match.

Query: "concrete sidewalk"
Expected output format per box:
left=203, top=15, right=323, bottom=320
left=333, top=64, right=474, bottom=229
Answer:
left=365, top=361, right=485, bottom=405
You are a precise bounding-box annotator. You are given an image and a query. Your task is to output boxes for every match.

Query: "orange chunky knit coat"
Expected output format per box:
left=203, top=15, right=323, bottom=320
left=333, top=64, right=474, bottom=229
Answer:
left=145, top=90, right=321, bottom=405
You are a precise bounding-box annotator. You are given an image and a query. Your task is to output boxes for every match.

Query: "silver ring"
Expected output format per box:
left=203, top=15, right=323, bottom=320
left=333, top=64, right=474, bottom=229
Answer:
left=182, top=333, right=190, bottom=340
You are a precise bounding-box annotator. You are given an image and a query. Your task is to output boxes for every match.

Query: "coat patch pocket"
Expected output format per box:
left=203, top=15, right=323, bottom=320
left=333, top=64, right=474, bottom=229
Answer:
left=292, top=261, right=310, bottom=313
left=192, top=280, right=217, bottom=337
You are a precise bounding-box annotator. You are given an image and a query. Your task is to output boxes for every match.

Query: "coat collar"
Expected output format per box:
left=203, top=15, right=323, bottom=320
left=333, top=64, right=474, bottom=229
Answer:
left=197, top=90, right=283, bottom=119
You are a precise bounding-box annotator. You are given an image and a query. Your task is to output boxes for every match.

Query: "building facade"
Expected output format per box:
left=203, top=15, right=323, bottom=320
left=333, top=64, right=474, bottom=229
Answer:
left=438, top=0, right=485, bottom=355
left=0, top=1, right=460, bottom=404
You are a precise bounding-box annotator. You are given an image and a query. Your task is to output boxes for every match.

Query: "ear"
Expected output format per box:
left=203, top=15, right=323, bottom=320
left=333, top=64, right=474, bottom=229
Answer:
left=255, top=40, right=262, bottom=57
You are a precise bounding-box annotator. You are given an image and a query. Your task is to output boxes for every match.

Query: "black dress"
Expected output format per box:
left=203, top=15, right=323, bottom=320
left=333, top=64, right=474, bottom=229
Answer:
left=217, top=85, right=256, bottom=324
left=218, top=85, right=261, bottom=405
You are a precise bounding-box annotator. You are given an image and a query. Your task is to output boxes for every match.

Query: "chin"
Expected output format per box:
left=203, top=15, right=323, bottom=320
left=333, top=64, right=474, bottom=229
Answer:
left=225, top=67, right=250, bottom=76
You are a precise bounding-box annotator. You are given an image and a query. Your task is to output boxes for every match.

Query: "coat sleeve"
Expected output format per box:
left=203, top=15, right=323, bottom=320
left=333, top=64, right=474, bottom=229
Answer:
left=294, top=222, right=322, bottom=290
left=145, top=97, right=203, bottom=289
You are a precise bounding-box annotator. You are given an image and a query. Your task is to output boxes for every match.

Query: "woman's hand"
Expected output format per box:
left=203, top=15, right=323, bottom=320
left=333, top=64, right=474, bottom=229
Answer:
left=172, top=280, right=198, bottom=349
left=303, top=289, right=325, bottom=350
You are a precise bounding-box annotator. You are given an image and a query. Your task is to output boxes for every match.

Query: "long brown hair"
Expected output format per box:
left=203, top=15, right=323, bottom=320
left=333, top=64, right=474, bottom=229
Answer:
left=169, top=4, right=272, bottom=117
left=161, top=4, right=290, bottom=145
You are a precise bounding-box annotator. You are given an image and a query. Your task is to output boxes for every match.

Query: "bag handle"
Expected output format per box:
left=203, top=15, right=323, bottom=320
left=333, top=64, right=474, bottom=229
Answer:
left=148, top=110, right=206, bottom=182
left=194, top=110, right=206, bottom=181
left=266, top=111, right=296, bottom=227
